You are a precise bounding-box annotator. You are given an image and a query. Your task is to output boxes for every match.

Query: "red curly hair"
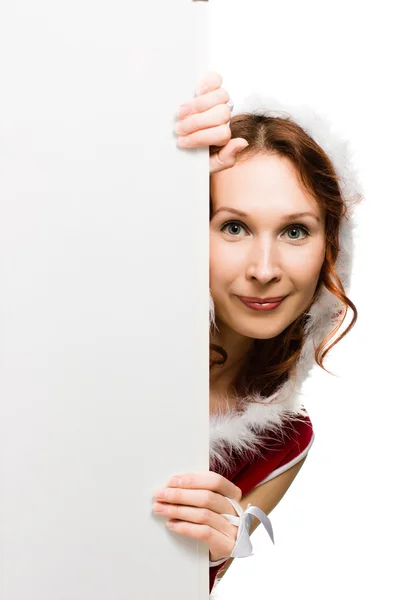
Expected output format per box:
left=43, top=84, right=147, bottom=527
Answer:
left=209, top=113, right=360, bottom=405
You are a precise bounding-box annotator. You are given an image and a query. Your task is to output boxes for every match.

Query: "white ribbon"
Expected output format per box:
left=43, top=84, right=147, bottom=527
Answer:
left=209, top=497, right=275, bottom=567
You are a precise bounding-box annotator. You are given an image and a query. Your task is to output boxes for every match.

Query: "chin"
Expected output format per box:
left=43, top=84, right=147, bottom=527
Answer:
left=249, top=328, right=285, bottom=340
left=234, top=320, right=287, bottom=340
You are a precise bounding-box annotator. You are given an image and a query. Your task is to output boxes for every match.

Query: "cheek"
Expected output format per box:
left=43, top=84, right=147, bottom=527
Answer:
left=209, top=237, right=243, bottom=280
left=288, top=243, right=325, bottom=287
left=209, top=249, right=225, bottom=291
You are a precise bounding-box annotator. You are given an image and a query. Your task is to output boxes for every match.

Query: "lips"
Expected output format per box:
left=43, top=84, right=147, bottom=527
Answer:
left=238, top=296, right=287, bottom=303
left=238, top=296, right=286, bottom=312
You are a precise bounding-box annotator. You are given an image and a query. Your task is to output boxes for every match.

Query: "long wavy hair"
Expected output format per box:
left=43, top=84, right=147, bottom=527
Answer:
left=209, top=113, right=360, bottom=406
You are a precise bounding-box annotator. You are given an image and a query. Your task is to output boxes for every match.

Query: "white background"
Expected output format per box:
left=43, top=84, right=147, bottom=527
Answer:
left=208, top=0, right=400, bottom=598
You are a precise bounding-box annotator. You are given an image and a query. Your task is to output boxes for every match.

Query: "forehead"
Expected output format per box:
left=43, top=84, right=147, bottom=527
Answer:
left=211, top=153, right=322, bottom=216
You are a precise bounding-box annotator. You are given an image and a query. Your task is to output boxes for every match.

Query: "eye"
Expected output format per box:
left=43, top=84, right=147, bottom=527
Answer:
left=282, top=224, right=310, bottom=241
left=220, top=221, right=311, bottom=241
left=220, top=220, right=247, bottom=237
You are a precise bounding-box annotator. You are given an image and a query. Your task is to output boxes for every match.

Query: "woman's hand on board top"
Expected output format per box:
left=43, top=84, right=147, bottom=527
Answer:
left=152, top=470, right=242, bottom=563
left=174, top=71, right=249, bottom=174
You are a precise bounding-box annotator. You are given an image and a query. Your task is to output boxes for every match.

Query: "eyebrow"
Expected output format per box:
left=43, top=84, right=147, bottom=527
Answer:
left=212, top=206, right=321, bottom=223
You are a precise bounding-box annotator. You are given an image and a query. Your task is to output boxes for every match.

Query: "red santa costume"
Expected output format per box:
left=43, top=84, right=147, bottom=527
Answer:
left=208, top=95, right=361, bottom=595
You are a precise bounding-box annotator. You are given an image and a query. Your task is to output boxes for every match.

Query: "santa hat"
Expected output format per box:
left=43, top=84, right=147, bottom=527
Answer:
left=209, top=95, right=363, bottom=470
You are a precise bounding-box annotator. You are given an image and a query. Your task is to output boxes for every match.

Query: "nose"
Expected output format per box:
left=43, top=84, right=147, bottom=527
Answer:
left=245, top=237, right=282, bottom=285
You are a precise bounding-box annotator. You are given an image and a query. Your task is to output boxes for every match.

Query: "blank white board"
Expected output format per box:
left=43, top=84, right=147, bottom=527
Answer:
left=0, top=2, right=209, bottom=598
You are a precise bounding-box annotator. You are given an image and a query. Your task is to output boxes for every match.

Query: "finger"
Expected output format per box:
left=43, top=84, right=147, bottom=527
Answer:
left=154, top=502, right=236, bottom=539
left=168, top=471, right=242, bottom=503
left=175, top=103, right=231, bottom=136
left=194, top=71, right=223, bottom=96
left=165, top=519, right=235, bottom=560
left=177, top=123, right=231, bottom=149
left=155, top=486, right=230, bottom=516
left=177, top=87, right=230, bottom=118
left=210, top=138, right=249, bottom=174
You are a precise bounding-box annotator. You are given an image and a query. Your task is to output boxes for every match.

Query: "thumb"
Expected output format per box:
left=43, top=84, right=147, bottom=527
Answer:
left=234, top=138, right=249, bottom=151
left=218, top=138, right=249, bottom=164
left=230, top=138, right=249, bottom=156
left=210, top=138, right=250, bottom=174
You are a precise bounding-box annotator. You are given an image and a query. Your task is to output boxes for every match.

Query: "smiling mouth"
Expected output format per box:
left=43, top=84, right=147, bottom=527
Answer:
left=238, top=296, right=287, bottom=303
left=237, top=296, right=287, bottom=312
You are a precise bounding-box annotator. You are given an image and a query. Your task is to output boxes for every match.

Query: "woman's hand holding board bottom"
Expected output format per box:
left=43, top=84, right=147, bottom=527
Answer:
left=175, top=71, right=249, bottom=173
left=152, top=470, right=242, bottom=562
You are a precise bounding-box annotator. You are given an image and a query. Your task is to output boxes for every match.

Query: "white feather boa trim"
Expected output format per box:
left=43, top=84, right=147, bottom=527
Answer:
left=209, top=96, right=362, bottom=473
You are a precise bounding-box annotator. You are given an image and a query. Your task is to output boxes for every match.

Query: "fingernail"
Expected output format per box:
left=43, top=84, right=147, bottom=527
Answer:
left=196, top=85, right=208, bottom=96
left=236, top=141, right=249, bottom=152
left=175, top=121, right=184, bottom=134
left=177, top=104, right=191, bottom=118
left=168, top=477, right=183, bottom=487
left=177, top=137, right=190, bottom=147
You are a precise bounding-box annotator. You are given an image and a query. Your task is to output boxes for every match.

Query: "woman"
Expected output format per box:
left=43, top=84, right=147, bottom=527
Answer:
left=152, top=72, right=361, bottom=595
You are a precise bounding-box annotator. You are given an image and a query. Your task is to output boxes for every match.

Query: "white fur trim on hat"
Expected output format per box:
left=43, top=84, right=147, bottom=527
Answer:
left=209, top=96, right=362, bottom=472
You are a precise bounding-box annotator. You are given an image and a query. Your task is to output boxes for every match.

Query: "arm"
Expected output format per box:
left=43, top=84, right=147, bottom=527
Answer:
left=215, top=454, right=308, bottom=582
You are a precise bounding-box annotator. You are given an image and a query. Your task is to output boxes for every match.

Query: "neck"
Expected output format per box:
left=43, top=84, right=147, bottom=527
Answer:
left=209, top=318, right=254, bottom=410
left=209, top=319, right=279, bottom=414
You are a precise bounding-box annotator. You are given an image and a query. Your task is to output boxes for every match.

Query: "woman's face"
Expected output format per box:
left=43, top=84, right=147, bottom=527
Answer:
left=210, top=153, right=326, bottom=341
